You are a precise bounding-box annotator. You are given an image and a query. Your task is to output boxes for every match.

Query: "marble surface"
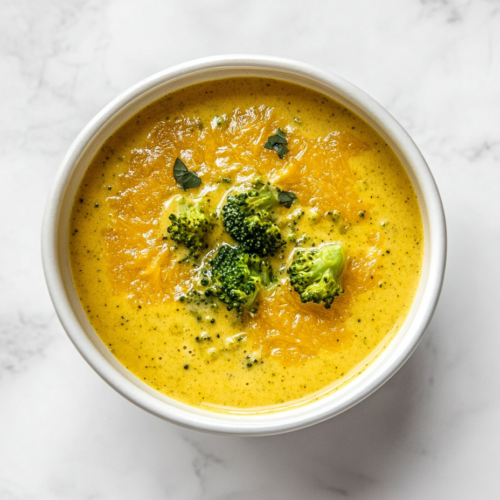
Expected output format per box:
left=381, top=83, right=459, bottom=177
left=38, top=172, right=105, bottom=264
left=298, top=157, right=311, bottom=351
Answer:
left=1, top=0, right=499, bottom=498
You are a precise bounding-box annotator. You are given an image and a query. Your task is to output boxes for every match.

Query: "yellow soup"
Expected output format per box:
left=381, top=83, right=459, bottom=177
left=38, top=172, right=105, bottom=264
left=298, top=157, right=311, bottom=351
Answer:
left=69, top=78, right=423, bottom=413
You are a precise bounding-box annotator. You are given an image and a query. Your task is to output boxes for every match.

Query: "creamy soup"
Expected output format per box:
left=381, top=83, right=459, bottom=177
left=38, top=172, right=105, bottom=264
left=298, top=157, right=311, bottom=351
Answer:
left=69, top=78, right=423, bottom=413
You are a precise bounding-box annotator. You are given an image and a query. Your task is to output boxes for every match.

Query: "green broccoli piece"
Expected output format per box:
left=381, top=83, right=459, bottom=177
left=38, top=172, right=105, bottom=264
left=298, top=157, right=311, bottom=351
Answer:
left=166, top=198, right=209, bottom=257
left=221, top=187, right=285, bottom=256
left=203, top=244, right=273, bottom=312
left=287, top=243, right=346, bottom=309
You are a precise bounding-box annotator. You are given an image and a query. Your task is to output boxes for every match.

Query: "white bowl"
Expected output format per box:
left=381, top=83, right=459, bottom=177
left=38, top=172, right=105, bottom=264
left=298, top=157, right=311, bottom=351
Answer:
left=42, top=55, right=446, bottom=435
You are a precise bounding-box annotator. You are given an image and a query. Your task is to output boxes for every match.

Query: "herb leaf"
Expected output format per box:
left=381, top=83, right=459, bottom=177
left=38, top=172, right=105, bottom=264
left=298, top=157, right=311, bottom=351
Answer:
left=173, top=158, right=202, bottom=190
left=264, top=128, right=289, bottom=159
left=278, top=190, right=297, bottom=208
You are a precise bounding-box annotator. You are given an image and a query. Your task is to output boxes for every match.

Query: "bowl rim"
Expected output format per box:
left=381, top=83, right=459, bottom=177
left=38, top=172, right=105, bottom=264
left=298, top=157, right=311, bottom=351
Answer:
left=41, top=54, right=446, bottom=435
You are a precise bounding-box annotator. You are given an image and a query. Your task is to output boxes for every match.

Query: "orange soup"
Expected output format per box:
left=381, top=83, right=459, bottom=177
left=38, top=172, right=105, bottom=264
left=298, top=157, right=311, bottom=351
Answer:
left=69, top=78, right=423, bottom=412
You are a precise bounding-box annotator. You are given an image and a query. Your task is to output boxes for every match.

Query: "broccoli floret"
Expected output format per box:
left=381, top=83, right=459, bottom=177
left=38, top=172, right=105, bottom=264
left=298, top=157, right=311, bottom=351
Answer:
left=287, top=243, right=346, bottom=309
left=252, top=256, right=273, bottom=287
left=222, top=187, right=285, bottom=256
left=166, top=198, right=209, bottom=257
left=203, top=244, right=273, bottom=312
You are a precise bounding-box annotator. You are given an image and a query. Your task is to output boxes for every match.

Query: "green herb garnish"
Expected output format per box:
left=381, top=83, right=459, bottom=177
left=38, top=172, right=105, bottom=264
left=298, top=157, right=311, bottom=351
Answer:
left=278, top=190, right=297, bottom=208
left=264, top=128, right=289, bottom=159
left=173, top=158, right=202, bottom=190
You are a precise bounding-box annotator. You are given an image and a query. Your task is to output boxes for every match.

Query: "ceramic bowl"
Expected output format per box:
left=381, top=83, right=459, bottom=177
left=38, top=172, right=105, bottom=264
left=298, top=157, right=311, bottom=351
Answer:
left=42, top=55, right=446, bottom=435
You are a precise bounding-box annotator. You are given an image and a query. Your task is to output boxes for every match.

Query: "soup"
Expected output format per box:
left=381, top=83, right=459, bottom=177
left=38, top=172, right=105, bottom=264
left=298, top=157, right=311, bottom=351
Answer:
left=69, top=78, right=423, bottom=413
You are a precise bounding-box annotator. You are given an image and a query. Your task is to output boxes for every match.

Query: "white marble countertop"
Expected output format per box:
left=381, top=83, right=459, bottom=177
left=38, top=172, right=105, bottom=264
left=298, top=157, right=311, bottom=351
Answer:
left=1, top=0, right=499, bottom=498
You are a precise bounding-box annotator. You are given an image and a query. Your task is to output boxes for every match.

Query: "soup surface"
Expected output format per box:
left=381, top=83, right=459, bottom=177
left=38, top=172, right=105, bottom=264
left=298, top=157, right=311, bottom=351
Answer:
left=70, top=78, right=423, bottom=413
